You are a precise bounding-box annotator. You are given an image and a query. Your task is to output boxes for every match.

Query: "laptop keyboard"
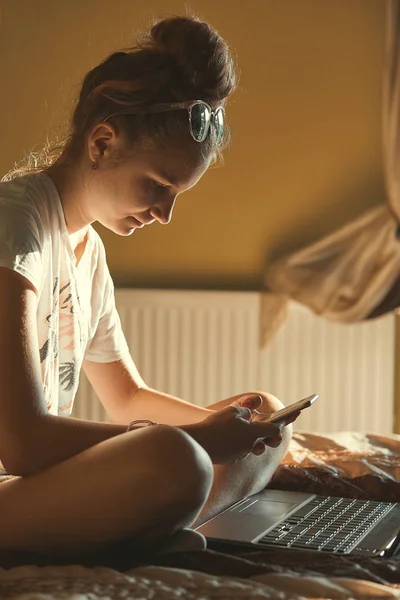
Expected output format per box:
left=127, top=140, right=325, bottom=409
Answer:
left=257, top=496, right=394, bottom=553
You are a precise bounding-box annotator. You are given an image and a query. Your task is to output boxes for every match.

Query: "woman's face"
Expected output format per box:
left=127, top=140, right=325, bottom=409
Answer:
left=85, top=127, right=211, bottom=236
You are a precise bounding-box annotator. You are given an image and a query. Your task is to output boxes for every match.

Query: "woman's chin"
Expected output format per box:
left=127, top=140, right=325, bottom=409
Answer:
left=101, top=220, right=138, bottom=236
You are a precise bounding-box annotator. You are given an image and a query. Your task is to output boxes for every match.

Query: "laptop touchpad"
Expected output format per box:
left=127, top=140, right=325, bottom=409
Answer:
left=240, top=499, right=297, bottom=520
left=197, top=496, right=302, bottom=542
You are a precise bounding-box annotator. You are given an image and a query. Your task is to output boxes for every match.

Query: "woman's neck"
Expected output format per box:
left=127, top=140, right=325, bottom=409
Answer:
left=44, top=162, right=91, bottom=240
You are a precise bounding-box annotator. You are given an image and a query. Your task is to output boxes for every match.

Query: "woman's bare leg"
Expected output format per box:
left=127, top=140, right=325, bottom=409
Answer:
left=0, top=425, right=213, bottom=554
left=194, top=393, right=292, bottom=525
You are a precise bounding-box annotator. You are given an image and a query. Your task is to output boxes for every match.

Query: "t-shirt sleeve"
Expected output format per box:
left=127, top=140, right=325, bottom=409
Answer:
left=84, top=266, right=130, bottom=363
left=0, top=201, right=44, bottom=292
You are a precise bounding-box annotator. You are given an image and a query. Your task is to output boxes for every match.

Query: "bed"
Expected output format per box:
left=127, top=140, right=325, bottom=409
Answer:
left=0, top=430, right=398, bottom=599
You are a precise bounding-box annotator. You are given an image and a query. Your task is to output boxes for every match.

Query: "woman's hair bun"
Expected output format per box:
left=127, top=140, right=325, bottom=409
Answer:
left=141, top=15, right=237, bottom=100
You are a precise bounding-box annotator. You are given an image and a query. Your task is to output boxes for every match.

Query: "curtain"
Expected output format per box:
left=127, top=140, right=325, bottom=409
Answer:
left=261, top=0, right=400, bottom=348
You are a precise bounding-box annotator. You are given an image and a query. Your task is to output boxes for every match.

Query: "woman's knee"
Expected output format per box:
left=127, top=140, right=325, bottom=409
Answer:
left=153, top=425, right=213, bottom=487
left=130, top=425, right=214, bottom=523
left=259, top=392, right=285, bottom=416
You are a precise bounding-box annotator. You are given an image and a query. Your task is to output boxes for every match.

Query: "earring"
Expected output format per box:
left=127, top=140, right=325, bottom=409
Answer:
left=91, top=162, right=98, bottom=171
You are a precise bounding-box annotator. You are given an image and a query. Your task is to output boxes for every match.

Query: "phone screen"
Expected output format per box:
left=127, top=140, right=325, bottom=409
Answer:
left=266, top=393, right=318, bottom=423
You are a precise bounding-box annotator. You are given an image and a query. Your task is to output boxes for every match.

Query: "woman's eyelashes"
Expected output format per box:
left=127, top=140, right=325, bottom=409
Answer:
left=150, top=179, right=170, bottom=190
left=141, top=178, right=173, bottom=206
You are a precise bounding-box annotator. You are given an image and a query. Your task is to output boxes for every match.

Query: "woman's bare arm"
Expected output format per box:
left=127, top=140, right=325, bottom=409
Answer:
left=0, top=268, right=137, bottom=476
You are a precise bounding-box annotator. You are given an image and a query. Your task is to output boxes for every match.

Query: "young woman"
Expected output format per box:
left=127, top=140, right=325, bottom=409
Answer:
left=0, top=15, right=297, bottom=556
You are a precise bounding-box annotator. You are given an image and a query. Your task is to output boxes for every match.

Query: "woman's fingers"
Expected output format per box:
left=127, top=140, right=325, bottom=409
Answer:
left=251, top=419, right=284, bottom=440
left=219, top=405, right=286, bottom=459
left=234, top=406, right=286, bottom=444
left=237, top=408, right=285, bottom=443
left=248, top=420, right=284, bottom=452
left=251, top=430, right=282, bottom=455
left=235, top=406, right=252, bottom=420
left=252, top=441, right=266, bottom=456
left=239, top=394, right=262, bottom=411
left=284, top=410, right=301, bottom=425
left=264, top=434, right=283, bottom=448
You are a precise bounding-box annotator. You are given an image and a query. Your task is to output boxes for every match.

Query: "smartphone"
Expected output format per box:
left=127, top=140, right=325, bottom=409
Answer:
left=265, top=393, right=318, bottom=424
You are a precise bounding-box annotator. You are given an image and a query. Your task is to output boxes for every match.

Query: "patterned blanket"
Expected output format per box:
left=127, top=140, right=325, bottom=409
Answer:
left=0, top=431, right=398, bottom=599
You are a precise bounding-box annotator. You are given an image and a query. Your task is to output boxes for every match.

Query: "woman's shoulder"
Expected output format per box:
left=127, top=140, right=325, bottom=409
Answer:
left=0, top=171, right=66, bottom=242
left=0, top=172, right=51, bottom=221
left=0, top=170, right=47, bottom=197
left=0, top=173, right=49, bottom=240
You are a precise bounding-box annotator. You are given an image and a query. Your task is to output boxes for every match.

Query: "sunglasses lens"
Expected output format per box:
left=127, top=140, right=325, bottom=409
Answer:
left=190, top=103, right=210, bottom=142
left=214, top=107, right=225, bottom=145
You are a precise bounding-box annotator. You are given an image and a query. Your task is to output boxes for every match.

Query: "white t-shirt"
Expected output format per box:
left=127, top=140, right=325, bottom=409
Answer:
left=0, top=171, right=130, bottom=419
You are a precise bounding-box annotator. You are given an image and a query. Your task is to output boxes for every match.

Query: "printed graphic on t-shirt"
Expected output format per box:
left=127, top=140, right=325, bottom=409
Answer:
left=59, top=360, right=76, bottom=392
left=40, top=279, right=60, bottom=363
left=39, top=277, right=84, bottom=412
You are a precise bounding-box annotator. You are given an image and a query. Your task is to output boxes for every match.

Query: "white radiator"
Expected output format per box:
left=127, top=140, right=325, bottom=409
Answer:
left=73, top=289, right=396, bottom=434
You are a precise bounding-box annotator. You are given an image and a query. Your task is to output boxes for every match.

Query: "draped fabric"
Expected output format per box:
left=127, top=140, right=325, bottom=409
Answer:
left=261, top=0, right=400, bottom=348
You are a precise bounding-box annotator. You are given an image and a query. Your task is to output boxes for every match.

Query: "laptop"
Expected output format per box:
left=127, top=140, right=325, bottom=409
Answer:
left=196, top=488, right=400, bottom=557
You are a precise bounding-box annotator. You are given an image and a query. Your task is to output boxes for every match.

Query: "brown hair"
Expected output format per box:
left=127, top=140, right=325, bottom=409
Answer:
left=3, top=15, right=237, bottom=181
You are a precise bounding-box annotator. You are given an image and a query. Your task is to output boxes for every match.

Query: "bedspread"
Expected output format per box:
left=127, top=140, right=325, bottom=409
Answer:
left=0, top=430, right=398, bottom=599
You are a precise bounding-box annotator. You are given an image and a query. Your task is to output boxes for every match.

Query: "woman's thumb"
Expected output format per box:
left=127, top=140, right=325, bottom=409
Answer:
left=240, top=394, right=262, bottom=410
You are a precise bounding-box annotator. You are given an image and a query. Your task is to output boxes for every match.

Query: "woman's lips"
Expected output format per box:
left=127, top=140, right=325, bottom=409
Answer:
left=127, top=216, right=144, bottom=228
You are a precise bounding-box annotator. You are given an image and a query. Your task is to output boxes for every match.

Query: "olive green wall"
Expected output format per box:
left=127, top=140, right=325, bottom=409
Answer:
left=0, top=0, right=386, bottom=290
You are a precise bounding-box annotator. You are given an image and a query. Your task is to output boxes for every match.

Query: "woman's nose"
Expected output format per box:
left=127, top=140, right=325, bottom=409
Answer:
left=151, top=196, right=176, bottom=225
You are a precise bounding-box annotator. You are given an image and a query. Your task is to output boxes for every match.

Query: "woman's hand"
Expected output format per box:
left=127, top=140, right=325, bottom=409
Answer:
left=236, top=394, right=301, bottom=426
left=208, top=391, right=300, bottom=430
left=182, top=405, right=285, bottom=465
left=235, top=393, right=300, bottom=456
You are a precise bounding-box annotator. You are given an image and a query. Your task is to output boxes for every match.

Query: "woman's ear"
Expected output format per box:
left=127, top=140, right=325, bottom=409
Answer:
left=87, top=123, right=120, bottom=166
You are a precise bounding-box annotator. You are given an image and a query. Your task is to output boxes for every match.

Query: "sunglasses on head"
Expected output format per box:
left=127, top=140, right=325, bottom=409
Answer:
left=105, top=100, right=226, bottom=146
